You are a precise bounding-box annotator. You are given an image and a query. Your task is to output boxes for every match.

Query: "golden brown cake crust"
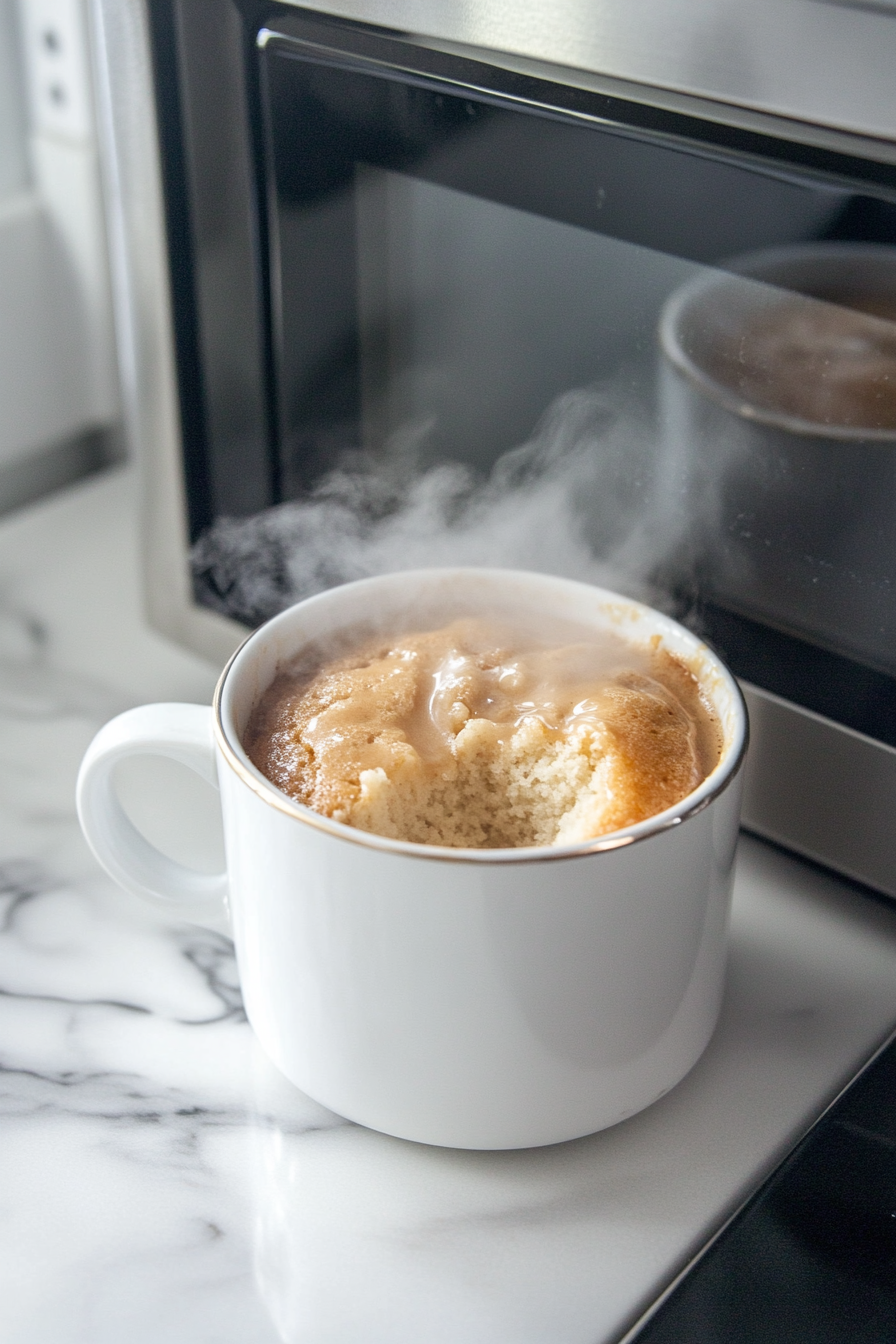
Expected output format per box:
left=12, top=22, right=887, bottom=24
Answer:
left=244, top=617, right=720, bottom=849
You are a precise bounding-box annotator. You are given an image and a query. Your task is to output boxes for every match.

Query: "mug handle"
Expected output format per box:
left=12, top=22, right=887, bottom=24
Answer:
left=76, top=703, right=229, bottom=927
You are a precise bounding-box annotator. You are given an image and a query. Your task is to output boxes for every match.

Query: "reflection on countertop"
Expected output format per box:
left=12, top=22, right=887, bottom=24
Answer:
left=2, top=464, right=896, bottom=1344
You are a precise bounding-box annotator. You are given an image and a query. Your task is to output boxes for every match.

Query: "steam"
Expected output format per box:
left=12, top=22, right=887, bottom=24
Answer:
left=191, top=384, right=682, bottom=628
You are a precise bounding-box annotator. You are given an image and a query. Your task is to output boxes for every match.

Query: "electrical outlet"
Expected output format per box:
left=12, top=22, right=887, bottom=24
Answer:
left=19, top=0, right=93, bottom=144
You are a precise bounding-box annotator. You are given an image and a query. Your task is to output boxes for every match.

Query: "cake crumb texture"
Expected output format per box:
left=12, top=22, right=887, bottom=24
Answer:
left=244, top=618, right=717, bottom=849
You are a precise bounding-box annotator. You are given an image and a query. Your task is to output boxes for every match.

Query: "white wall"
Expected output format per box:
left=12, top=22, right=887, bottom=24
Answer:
left=0, top=0, right=119, bottom=514
left=0, top=0, right=29, bottom=197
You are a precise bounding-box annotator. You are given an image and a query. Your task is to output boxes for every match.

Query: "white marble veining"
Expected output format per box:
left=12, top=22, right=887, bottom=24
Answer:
left=2, top=465, right=896, bottom=1343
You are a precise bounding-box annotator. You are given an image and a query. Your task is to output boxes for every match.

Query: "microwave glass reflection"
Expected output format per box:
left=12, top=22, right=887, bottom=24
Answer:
left=184, top=37, right=896, bottom=740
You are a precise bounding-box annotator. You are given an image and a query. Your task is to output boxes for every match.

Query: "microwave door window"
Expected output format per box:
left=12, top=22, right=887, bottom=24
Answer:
left=353, top=166, right=695, bottom=482
left=274, top=156, right=705, bottom=613
left=186, top=31, right=896, bottom=744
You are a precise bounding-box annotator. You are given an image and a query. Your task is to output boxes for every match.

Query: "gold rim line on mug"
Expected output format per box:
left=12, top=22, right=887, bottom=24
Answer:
left=212, top=632, right=750, bottom=867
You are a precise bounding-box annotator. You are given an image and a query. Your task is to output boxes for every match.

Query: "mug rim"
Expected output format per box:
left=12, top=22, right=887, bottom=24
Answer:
left=212, top=568, right=749, bottom=866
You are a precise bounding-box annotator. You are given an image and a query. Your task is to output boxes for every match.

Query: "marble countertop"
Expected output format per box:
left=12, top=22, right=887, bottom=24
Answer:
left=3, top=465, right=896, bottom=1344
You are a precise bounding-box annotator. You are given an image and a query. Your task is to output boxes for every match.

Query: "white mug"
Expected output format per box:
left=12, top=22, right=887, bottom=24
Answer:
left=77, top=569, right=747, bottom=1149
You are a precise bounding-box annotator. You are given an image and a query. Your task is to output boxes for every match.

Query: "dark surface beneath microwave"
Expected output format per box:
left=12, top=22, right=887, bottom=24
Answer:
left=629, top=1027, right=896, bottom=1343
left=149, top=2, right=896, bottom=747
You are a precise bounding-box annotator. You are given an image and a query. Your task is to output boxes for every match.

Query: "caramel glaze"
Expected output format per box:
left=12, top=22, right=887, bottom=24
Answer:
left=245, top=617, right=721, bottom=847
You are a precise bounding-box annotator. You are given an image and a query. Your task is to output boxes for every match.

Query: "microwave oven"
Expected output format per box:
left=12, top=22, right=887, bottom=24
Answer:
left=90, top=0, right=896, bottom=896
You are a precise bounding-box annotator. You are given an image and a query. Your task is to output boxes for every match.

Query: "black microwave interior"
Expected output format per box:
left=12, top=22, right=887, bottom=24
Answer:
left=150, top=1, right=896, bottom=748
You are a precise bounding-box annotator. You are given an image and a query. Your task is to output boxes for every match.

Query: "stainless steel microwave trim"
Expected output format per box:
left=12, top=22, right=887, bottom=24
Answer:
left=740, top=683, right=896, bottom=900
left=400, top=40, right=896, bottom=173
left=89, top=0, right=247, bottom=665
left=275, top=0, right=896, bottom=147
left=88, top=0, right=896, bottom=896
left=257, top=24, right=896, bottom=182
